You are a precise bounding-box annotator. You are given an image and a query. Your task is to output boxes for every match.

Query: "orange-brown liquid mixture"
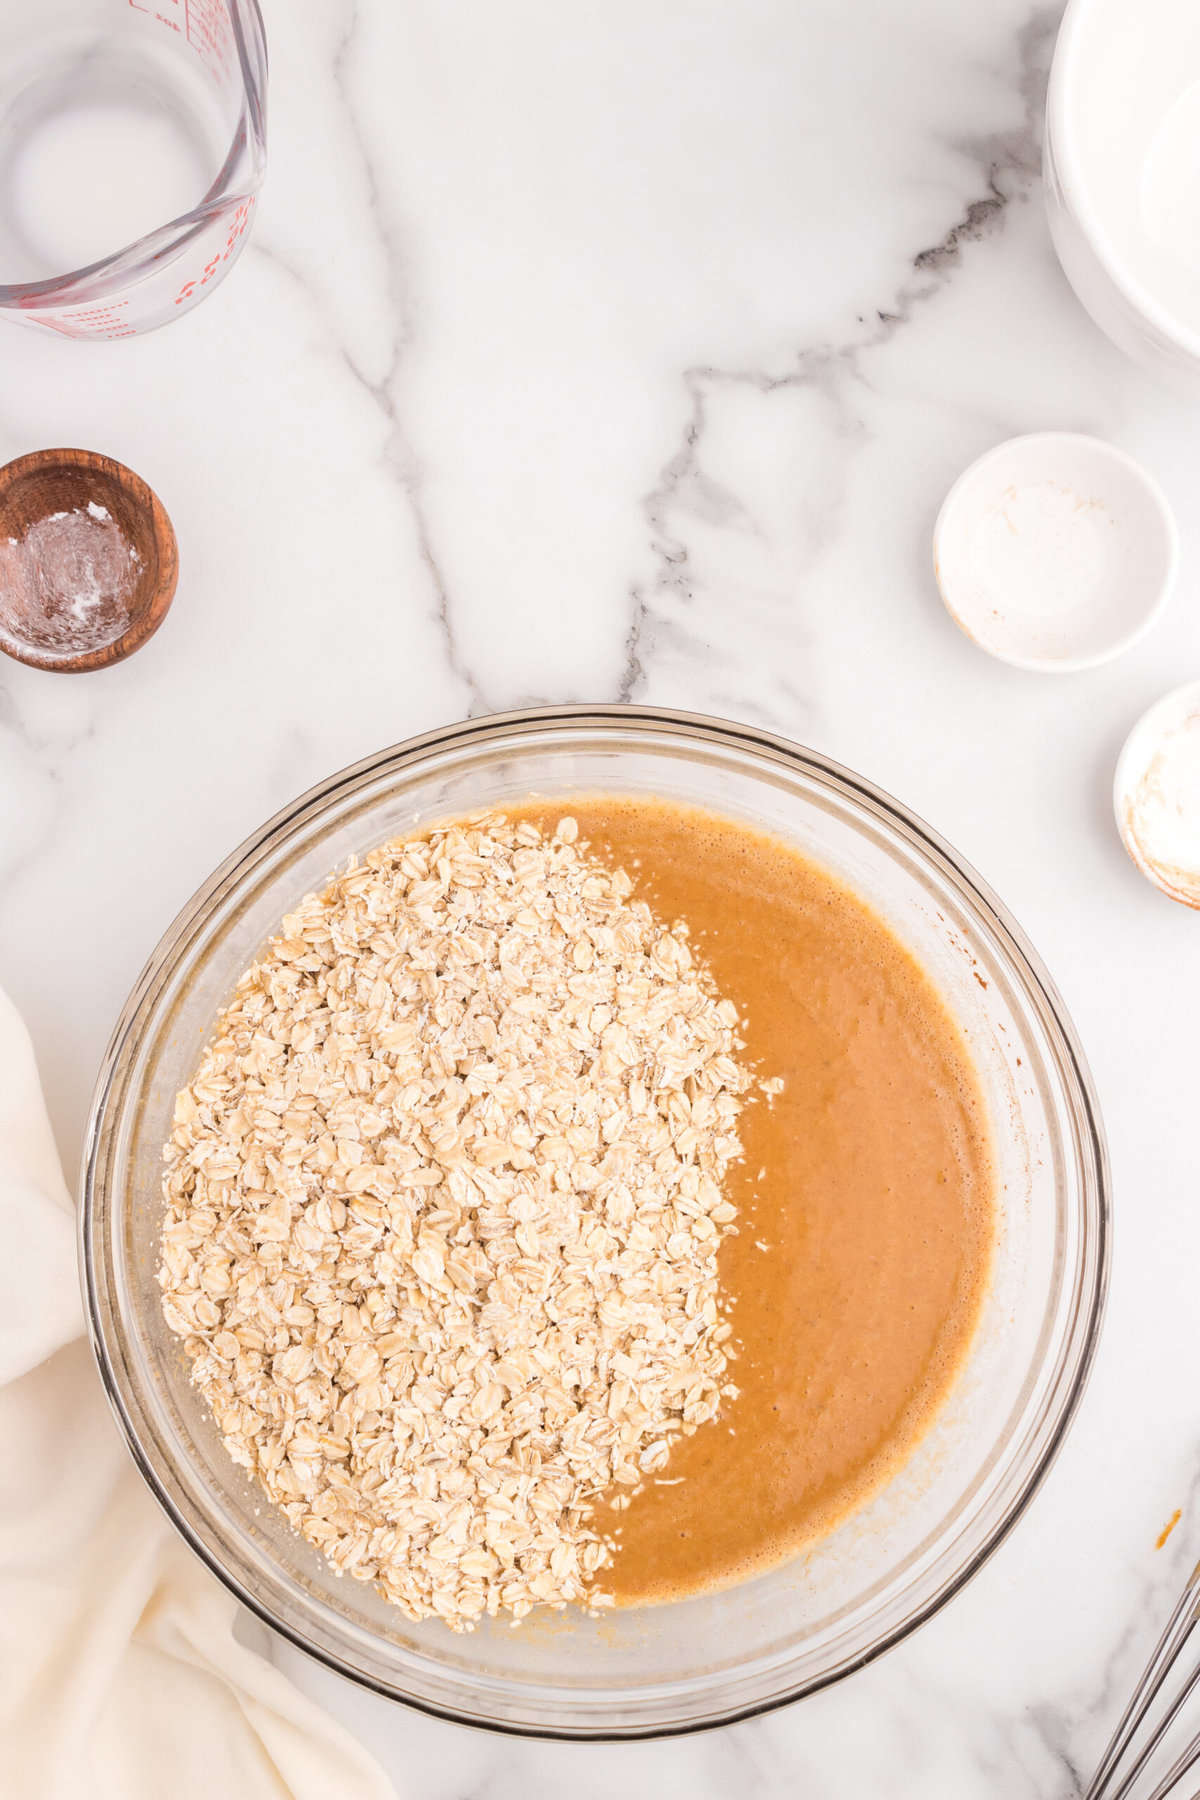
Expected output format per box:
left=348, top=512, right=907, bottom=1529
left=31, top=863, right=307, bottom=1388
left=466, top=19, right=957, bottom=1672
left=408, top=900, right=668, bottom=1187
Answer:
left=519, top=796, right=994, bottom=1606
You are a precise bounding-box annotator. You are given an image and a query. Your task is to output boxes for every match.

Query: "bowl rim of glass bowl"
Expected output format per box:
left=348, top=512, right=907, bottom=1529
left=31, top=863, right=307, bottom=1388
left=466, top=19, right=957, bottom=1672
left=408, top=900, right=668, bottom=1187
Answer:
left=80, top=704, right=1110, bottom=1740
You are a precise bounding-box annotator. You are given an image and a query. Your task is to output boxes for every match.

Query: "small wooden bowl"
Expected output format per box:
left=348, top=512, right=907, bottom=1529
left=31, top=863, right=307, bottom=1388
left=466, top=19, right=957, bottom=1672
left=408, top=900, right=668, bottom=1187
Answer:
left=0, top=448, right=178, bottom=673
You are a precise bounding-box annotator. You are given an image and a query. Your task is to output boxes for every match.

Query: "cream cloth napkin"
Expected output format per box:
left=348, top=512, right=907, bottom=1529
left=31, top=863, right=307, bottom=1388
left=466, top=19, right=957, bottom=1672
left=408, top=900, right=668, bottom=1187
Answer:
left=0, top=988, right=396, bottom=1800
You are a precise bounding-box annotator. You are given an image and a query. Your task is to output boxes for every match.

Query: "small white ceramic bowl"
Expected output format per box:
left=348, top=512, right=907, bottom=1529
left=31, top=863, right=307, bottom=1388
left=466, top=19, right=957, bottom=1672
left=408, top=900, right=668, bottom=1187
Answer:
left=1114, top=681, right=1200, bottom=908
left=1045, top=0, right=1200, bottom=383
left=933, top=433, right=1177, bottom=673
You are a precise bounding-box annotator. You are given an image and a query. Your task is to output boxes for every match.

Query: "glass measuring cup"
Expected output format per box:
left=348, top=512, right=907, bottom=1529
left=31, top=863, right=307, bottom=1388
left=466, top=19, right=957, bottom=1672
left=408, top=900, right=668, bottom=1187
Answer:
left=0, top=0, right=267, bottom=338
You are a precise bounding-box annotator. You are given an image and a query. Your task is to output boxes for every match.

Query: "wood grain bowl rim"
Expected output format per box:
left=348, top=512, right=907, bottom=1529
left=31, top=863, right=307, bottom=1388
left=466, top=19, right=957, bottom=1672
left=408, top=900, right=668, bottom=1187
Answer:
left=0, top=447, right=179, bottom=674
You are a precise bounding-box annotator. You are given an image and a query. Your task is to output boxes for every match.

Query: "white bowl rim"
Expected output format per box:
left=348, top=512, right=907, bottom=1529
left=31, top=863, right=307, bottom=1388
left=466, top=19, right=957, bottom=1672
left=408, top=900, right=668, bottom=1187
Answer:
left=1047, top=0, right=1200, bottom=363
left=1113, top=679, right=1200, bottom=906
left=933, top=430, right=1178, bottom=673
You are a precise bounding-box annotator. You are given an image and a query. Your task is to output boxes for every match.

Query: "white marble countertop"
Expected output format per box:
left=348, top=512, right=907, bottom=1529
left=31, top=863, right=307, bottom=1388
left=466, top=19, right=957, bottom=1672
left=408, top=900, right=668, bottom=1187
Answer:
left=4, top=0, right=1200, bottom=1793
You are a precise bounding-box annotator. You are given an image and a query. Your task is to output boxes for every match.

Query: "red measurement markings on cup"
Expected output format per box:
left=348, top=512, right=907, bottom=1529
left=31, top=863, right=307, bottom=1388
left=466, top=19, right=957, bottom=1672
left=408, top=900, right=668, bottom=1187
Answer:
left=127, top=0, right=234, bottom=81
left=172, top=196, right=255, bottom=306
left=36, top=300, right=137, bottom=340
left=125, top=1, right=183, bottom=35
left=185, top=0, right=235, bottom=80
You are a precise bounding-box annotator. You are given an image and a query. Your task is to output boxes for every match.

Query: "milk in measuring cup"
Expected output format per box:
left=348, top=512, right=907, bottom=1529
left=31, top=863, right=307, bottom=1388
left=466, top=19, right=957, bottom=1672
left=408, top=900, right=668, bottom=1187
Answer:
left=0, top=0, right=266, bottom=337
left=0, top=31, right=228, bottom=283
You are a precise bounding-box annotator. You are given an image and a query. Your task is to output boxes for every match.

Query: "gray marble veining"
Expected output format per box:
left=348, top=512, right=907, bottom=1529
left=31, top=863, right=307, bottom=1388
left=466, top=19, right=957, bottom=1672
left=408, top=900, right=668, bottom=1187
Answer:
left=3, top=0, right=1200, bottom=1793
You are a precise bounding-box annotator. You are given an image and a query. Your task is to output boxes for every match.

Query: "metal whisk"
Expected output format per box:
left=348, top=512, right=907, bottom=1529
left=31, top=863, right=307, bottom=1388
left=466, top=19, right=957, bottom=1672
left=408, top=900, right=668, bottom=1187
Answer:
left=1086, top=1559, right=1200, bottom=1800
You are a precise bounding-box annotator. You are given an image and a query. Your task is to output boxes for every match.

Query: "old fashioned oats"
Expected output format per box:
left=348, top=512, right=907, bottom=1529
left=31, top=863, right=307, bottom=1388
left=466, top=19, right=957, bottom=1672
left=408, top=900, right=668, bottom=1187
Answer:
left=158, top=811, right=755, bottom=1629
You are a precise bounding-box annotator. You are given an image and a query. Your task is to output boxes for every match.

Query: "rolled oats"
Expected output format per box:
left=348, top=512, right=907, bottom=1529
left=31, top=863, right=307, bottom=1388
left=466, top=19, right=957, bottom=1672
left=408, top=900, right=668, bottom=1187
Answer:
left=159, top=812, right=757, bottom=1629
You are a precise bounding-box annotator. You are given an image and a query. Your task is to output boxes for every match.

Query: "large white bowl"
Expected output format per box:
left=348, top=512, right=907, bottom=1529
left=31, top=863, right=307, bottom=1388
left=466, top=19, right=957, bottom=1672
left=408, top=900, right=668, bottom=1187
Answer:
left=1045, top=0, right=1200, bottom=382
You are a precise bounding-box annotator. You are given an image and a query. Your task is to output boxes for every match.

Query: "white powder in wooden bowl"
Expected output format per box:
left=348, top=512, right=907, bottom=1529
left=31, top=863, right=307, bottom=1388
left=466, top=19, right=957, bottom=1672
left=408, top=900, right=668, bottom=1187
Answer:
left=0, top=502, right=140, bottom=659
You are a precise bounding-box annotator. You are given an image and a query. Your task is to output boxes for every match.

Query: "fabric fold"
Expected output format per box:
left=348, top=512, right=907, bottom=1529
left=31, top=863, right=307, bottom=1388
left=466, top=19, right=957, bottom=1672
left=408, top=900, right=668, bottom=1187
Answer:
left=0, top=987, right=395, bottom=1800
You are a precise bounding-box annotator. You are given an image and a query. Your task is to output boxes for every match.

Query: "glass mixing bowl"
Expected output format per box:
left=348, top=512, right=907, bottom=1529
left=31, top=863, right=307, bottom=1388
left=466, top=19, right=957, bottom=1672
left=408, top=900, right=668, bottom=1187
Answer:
left=81, top=706, right=1109, bottom=1738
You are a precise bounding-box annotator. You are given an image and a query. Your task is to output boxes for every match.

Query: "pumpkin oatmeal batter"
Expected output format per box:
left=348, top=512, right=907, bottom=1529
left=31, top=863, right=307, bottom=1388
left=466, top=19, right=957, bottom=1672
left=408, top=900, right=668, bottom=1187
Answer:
left=518, top=797, right=995, bottom=1607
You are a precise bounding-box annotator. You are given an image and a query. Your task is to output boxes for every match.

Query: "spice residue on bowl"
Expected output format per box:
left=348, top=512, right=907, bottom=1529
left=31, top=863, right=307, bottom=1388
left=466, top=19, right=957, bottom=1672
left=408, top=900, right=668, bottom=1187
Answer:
left=1119, top=694, right=1200, bottom=908
left=0, top=500, right=141, bottom=661
left=933, top=434, right=1177, bottom=672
